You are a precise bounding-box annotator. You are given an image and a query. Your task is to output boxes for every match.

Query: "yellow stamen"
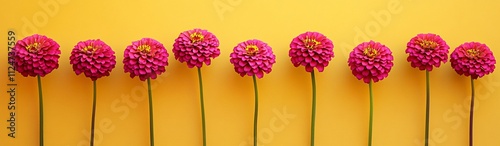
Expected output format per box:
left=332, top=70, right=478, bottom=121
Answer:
left=26, top=42, right=41, bottom=52
left=466, top=49, right=480, bottom=58
left=137, top=45, right=151, bottom=53
left=363, top=47, right=378, bottom=58
left=419, top=40, right=438, bottom=50
left=303, top=37, right=320, bottom=49
left=190, top=32, right=204, bottom=43
left=82, top=43, right=97, bottom=53
left=245, top=45, right=259, bottom=55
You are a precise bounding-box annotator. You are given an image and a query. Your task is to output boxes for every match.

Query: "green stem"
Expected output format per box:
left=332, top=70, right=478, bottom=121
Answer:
left=368, top=80, right=373, bottom=146
left=310, top=70, right=317, bottom=146
left=37, top=75, right=44, bottom=146
left=425, top=70, right=430, bottom=146
left=147, top=78, right=154, bottom=146
left=90, top=80, right=97, bottom=146
left=252, top=75, right=259, bottom=146
left=469, top=78, right=475, bottom=146
left=198, top=67, right=207, bottom=146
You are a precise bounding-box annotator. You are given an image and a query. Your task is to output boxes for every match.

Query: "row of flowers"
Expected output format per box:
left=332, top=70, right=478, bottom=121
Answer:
left=11, top=29, right=496, bottom=146
left=13, top=32, right=496, bottom=81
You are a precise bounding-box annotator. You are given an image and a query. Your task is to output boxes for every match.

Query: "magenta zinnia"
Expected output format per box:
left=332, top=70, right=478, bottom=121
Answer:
left=12, top=34, right=60, bottom=146
left=451, top=42, right=496, bottom=146
left=230, top=39, right=275, bottom=146
left=289, top=32, right=334, bottom=72
left=13, top=34, right=61, bottom=77
left=230, top=39, right=276, bottom=78
left=173, top=28, right=220, bottom=68
left=348, top=41, right=393, bottom=146
left=124, top=38, right=168, bottom=146
left=406, top=33, right=450, bottom=71
left=348, top=41, right=394, bottom=83
left=450, top=42, right=496, bottom=79
left=406, top=33, right=449, bottom=146
left=70, top=39, right=116, bottom=146
left=70, top=39, right=116, bottom=81
left=173, top=28, right=220, bottom=146
left=123, top=38, right=169, bottom=81
left=289, top=32, right=333, bottom=146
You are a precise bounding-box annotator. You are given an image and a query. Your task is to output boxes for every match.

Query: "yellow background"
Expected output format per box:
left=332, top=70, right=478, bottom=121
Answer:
left=2, top=0, right=500, bottom=145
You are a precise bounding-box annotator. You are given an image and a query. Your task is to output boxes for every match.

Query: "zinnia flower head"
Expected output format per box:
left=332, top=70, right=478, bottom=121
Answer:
left=123, top=38, right=169, bottom=81
left=406, top=33, right=450, bottom=71
left=230, top=39, right=276, bottom=78
left=70, top=39, right=116, bottom=81
left=289, top=32, right=334, bottom=72
left=450, top=42, right=496, bottom=79
left=12, top=34, right=61, bottom=77
left=173, top=28, right=220, bottom=68
left=348, top=41, right=394, bottom=83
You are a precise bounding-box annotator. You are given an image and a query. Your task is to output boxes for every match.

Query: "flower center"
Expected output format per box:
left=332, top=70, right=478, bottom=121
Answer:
left=363, top=47, right=378, bottom=58
left=466, top=49, right=480, bottom=58
left=245, top=45, right=259, bottom=56
left=419, top=40, right=438, bottom=50
left=303, top=38, right=320, bottom=49
left=82, top=45, right=97, bottom=53
left=190, top=32, right=204, bottom=43
left=26, top=42, right=41, bottom=52
left=137, top=44, right=151, bottom=53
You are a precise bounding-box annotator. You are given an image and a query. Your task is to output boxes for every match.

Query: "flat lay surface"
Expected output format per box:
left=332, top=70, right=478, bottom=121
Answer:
left=1, top=0, right=499, bottom=145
